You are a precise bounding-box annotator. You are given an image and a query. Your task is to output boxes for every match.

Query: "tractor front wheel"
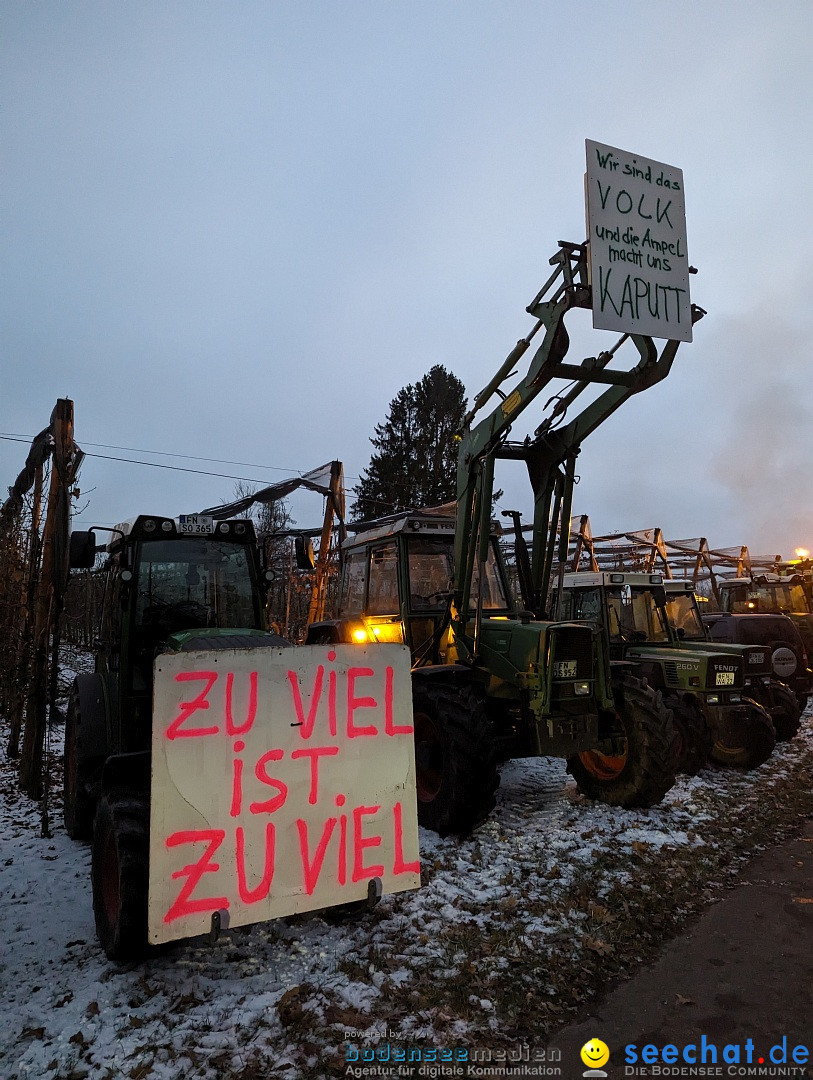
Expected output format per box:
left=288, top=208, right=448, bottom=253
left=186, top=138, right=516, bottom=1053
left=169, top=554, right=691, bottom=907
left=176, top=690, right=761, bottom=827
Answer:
left=91, top=790, right=150, bottom=961
left=567, top=674, right=677, bottom=808
left=709, top=701, right=776, bottom=769
left=411, top=681, right=498, bottom=838
left=748, top=681, right=801, bottom=742
left=667, top=694, right=713, bottom=775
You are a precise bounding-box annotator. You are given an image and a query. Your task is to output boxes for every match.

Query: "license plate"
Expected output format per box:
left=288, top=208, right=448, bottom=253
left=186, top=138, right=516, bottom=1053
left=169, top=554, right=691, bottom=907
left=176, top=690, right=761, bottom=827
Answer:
left=715, top=672, right=735, bottom=686
left=178, top=514, right=214, bottom=535
left=553, top=660, right=578, bottom=679
left=748, top=652, right=763, bottom=665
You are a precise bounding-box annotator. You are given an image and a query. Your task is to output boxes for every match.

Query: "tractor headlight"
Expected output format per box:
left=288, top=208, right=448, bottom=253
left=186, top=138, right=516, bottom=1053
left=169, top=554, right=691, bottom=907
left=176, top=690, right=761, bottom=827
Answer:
left=574, top=682, right=590, bottom=696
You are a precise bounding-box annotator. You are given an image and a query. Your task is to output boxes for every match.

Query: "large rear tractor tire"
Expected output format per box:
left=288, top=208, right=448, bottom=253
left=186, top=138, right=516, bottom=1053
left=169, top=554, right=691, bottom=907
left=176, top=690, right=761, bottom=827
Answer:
left=567, top=674, right=677, bottom=808
left=667, top=694, right=713, bottom=775
left=411, top=681, right=499, bottom=838
left=63, top=680, right=100, bottom=841
left=92, top=790, right=150, bottom=961
left=709, top=701, right=776, bottom=770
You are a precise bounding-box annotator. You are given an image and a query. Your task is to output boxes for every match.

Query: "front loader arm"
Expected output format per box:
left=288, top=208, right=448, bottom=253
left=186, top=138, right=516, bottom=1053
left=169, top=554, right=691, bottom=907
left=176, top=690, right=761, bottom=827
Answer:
left=453, top=241, right=704, bottom=636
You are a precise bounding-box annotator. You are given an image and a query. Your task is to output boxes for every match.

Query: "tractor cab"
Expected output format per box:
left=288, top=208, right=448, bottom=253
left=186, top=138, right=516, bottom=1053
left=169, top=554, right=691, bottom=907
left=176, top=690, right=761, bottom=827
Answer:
left=554, top=571, right=673, bottom=659
left=308, top=509, right=514, bottom=663
left=719, top=575, right=811, bottom=617
left=67, top=514, right=281, bottom=778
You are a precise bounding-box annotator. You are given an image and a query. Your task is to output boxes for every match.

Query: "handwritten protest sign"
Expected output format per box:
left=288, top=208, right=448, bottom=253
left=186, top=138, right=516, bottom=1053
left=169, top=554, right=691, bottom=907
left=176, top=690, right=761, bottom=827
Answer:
left=148, top=644, right=420, bottom=945
left=585, top=140, right=691, bottom=342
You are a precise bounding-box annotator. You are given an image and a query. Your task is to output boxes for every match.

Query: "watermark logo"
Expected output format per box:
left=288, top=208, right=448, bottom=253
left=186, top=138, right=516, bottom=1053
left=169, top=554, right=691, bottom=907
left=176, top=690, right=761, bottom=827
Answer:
left=581, top=1038, right=610, bottom=1077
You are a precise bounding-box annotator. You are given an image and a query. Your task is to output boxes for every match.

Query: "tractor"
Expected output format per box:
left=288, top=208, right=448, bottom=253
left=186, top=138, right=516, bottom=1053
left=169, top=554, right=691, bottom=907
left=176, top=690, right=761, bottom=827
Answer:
left=549, top=572, right=777, bottom=772
left=713, top=575, right=813, bottom=712
left=65, top=513, right=289, bottom=959
left=308, top=241, right=705, bottom=834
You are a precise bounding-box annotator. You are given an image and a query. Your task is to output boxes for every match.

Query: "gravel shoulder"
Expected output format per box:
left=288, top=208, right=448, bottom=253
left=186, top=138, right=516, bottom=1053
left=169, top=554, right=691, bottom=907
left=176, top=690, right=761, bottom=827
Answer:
left=547, top=817, right=813, bottom=1076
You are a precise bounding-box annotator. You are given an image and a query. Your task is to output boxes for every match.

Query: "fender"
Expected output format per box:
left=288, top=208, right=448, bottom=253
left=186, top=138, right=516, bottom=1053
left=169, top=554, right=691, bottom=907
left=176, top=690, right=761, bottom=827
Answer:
left=101, top=751, right=151, bottom=795
left=73, top=673, right=111, bottom=763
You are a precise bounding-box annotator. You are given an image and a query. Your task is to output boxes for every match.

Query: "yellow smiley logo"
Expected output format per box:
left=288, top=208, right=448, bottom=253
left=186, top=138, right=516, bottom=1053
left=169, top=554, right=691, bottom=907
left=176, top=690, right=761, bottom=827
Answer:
left=580, top=1038, right=610, bottom=1069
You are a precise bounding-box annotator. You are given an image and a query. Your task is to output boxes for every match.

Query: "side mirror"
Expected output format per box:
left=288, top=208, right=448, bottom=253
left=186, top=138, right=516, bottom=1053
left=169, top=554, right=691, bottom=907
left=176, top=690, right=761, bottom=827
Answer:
left=69, top=530, right=98, bottom=570
left=295, top=535, right=315, bottom=571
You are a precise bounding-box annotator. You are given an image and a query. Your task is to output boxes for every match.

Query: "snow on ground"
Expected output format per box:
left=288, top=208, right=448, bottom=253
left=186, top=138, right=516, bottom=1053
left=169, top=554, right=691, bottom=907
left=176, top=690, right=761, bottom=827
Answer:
left=1, top=651, right=812, bottom=1079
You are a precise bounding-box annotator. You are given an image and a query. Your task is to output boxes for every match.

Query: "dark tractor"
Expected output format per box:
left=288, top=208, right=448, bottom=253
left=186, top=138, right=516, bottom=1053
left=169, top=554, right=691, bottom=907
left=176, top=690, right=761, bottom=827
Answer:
left=665, top=581, right=804, bottom=746
left=553, top=573, right=776, bottom=774
left=65, top=514, right=289, bottom=960
left=703, top=609, right=811, bottom=720
left=714, top=576, right=813, bottom=713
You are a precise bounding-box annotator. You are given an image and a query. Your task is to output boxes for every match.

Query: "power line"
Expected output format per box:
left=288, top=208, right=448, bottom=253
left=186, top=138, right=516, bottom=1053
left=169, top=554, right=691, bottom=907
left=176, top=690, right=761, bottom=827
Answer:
left=83, top=451, right=281, bottom=485
left=0, top=432, right=301, bottom=475
left=2, top=432, right=477, bottom=516
left=0, top=431, right=367, bottom=485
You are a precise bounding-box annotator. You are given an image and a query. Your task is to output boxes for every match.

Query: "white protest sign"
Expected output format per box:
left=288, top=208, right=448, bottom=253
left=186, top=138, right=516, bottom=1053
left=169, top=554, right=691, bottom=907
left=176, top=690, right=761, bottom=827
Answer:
left=148, top=643, right=420, bottom=945
left=585, top=140, right=691, bottom=342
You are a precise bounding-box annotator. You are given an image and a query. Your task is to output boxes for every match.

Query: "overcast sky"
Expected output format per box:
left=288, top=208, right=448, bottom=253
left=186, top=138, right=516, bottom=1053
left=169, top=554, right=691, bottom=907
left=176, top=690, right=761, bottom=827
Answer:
left=2, top=1, right=811, bottom=557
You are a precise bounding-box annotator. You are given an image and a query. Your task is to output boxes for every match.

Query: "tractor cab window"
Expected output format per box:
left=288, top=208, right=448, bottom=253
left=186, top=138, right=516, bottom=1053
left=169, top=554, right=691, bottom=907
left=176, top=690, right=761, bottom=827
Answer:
left=787, top=582, right=811, bottom=612
left=665, top=593, right=706, bottom=640
left=557, top=587, right=602, bottom=622
left=471, top=540, right=510, bottom=610
left=724, top=582, right=809, bottom=614
left=339, top=550, right=367, bottom=616
left=606, top=586, right=671, bottom=643
left=407, top=536, right=454, bottom=610
left=367, top=542, right=400, bottom=616
left=99, top=559, right=124, bottom=663
left=134, top=538, right=257, bottom=634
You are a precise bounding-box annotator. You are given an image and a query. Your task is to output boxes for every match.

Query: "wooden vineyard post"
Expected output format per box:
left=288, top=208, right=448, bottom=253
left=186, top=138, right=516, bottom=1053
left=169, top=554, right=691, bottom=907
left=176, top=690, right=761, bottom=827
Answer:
left=6, top=465, right=43, bottom=759
left=19, top=399, right=76, bottom=799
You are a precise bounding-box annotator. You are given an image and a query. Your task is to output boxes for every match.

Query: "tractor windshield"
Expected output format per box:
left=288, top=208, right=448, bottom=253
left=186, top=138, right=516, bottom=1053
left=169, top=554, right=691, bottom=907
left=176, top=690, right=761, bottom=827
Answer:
left=723, top=581, right=810, bottom=614
left=407, top=535, right=508, bottom=612
left=407, top=536, right=453, bottom=610
left=559, top=586, right=671, bottom=643
left=605, top=586, right=671, bottom=644
left=665, top=593, right=706, bottom=640
left=134, top=538, right=259, bottom=632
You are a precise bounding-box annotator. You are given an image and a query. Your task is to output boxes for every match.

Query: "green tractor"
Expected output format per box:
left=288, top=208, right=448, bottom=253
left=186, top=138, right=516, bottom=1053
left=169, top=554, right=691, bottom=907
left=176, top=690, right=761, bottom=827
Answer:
left=549, top=573, right=777, bottom=772
left=65, top=513, right=289, bottom=959
left=308, top=509, right=676, bottom=832
left=308, top=241, right=705, bottom=834
left=664, top=579, right=802, bottom=747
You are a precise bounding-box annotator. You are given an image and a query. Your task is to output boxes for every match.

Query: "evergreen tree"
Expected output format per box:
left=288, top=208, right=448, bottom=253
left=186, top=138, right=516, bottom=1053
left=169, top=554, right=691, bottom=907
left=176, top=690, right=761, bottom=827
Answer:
left=352, top=365, right=467, bottom=520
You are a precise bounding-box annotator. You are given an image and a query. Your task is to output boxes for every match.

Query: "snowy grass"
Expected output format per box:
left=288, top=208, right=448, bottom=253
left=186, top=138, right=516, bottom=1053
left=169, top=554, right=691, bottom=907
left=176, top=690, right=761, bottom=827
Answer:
left=1, top=659, right=811, bottom=1079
